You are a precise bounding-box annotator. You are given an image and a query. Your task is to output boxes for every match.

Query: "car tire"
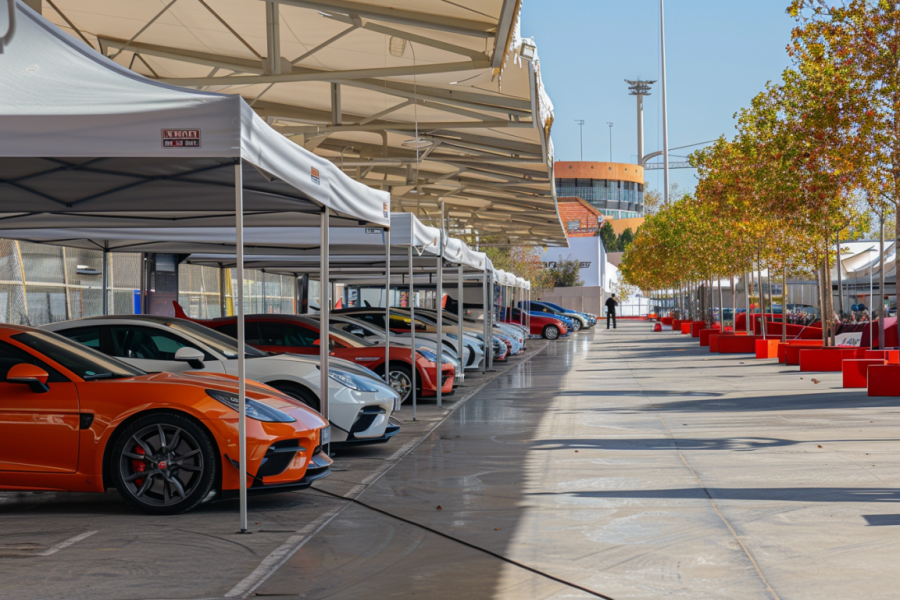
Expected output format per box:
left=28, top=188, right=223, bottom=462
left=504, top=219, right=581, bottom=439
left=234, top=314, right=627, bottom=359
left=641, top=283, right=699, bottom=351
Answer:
left=571, top=320, right=582, bottom=332
left=388, top=363, right=415, bottom=404
left=111, top=412, right=218, bottom=516
left=543, top=325, right=560, bottom=340
left=270, top=382, right=321, bottom=413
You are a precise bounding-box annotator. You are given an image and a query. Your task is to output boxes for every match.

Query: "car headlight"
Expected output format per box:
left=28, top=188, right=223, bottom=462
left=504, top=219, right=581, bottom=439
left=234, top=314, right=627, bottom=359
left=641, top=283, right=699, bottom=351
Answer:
left=206, top=390, right=296, bottom=423
left=320, top=425, right=331, bottom=446
left=416, top=347, right=438, bottom=362
left=329, top=369, right=382, bottom=392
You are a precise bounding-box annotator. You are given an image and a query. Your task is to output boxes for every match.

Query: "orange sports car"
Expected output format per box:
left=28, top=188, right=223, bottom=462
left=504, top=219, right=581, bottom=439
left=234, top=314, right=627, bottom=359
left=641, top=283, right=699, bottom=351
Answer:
left=0, top=324, right=331, bottom=515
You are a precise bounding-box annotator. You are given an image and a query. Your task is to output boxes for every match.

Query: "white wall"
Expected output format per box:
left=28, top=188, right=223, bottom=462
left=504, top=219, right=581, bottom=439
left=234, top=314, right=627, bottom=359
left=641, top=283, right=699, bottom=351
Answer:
left=537, top=237, right=605, bottom=287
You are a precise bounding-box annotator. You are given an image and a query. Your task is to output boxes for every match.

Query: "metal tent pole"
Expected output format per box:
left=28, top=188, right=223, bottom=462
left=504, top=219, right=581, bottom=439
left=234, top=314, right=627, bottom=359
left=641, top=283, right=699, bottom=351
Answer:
left=234, top=161, right=248, bottom=534
left=487, top=272, right=494, bottom=371
left=384, top=228, right=391, bottom=385
left=660, top=0, right=670, bottom=205
left=435, top=243, right=443, bottom=408
left=101, top=246, right=110, bottom=316
left=482, top=270, right=488, bottom=374
left=457, top=264, right=464, bottom=371
left=320, top=210, right=330, bottom=450
left=408, top=246, right=417, bottom=420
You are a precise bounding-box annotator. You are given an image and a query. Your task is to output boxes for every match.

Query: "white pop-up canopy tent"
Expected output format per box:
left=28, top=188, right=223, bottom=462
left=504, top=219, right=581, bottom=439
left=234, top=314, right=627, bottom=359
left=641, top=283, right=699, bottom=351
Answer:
left=0, top=2, right=389, bottom=531
left=181, top=215, right=496, bottom=402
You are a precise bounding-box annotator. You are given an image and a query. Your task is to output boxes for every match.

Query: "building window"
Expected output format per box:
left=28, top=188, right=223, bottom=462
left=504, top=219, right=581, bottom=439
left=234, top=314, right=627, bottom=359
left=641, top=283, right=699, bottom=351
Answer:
left=566, top=220, right=580, bottom=230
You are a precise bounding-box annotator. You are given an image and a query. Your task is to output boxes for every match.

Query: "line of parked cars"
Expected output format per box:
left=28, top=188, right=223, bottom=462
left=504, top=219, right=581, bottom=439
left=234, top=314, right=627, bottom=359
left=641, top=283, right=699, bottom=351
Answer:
left=0, top=301, right=537, bottom=515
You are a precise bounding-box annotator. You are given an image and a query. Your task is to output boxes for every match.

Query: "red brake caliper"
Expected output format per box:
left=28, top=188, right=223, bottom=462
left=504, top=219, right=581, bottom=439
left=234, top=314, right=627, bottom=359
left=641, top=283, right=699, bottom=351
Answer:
left=132, top=445, right=146, bottom=487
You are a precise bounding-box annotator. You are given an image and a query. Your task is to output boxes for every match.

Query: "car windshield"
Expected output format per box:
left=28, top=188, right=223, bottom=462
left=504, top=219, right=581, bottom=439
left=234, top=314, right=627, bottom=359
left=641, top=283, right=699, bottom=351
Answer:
left=164, top=320, right=266, bottom=359
left=13, top=330, right=146, bottom=380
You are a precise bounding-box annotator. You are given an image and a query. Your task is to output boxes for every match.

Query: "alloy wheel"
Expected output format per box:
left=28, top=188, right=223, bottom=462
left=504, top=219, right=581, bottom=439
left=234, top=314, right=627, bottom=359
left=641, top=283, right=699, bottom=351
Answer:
left=118, top=423, right=205, bottom=509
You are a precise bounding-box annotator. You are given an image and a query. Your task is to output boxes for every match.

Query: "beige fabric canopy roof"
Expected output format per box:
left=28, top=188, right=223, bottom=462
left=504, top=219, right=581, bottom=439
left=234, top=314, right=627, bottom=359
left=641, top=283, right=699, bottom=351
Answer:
left=41, top=0, right=566, bottom=246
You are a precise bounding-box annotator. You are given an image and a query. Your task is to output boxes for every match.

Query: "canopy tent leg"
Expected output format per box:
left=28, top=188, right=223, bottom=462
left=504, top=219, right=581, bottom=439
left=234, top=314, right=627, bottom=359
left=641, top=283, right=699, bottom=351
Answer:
left=487, top=272, right=494, bottom=371
left=482, top=270, right=488, bottom=375
left=457, top=265, right=463, bottom=372
left=435, top=246, right=443, bottom=408
left=219, top=265, right=228, bottom=317
left=320, top=210, right=330, bottom=449
left=101, top=246, right=109, bottom=316
left=234, top=160, right=248, bottom=534
left=408, top=246, right=416, bottom=421
left=384, top=228, right=391, bottom=388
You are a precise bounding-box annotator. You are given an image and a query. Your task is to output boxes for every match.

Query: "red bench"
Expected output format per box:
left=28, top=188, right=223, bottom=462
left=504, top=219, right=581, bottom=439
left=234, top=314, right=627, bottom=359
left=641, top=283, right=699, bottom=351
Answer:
left=868, top=364, right=900, bottom=396
left=719, top=335, right=764, bottom=354
left=843, top=359, right=887, bottom=388
left=799, top=348, right=860, bottom=372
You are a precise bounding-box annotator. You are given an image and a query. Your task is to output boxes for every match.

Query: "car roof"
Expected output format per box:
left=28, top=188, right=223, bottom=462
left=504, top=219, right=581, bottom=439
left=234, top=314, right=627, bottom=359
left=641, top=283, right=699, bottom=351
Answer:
left=46, top=315, right=181, bottom=326
left=0, top=323, right=38, bottom=334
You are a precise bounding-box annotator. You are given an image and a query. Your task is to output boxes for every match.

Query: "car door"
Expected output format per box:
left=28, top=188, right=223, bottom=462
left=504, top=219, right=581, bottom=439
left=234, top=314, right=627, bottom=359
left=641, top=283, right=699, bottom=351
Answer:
left=106, top=325, right=225, bottom=374
left=0, top=341, right=80, bottom=473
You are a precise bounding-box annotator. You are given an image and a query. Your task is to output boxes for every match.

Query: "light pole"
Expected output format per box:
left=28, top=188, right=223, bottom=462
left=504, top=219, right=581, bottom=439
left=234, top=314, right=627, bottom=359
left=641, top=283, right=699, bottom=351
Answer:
left=607, top=122, right=613, bottom=162
left=575, top=119, right=585, bottom=161
left=659, top=0, right=670, bottom=205
left=626, top=79, right=655, bottom=164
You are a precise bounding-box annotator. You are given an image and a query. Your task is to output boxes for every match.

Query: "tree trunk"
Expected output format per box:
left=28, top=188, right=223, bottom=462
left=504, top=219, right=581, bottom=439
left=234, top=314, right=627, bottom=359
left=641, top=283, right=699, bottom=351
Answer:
left=836, top=233, right=843, bottom=318
left=730, top=275, right=736, bottom=334
left=757, top=248, right=766, bottom=339
left=782, top=261, right=788, bottom=344
left=880, top=216, right=886, bottom=349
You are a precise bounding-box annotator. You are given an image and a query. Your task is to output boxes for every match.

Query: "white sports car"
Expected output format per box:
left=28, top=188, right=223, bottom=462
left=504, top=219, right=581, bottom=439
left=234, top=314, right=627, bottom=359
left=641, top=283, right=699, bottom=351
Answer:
left=42, top=316, right=400, bottom=446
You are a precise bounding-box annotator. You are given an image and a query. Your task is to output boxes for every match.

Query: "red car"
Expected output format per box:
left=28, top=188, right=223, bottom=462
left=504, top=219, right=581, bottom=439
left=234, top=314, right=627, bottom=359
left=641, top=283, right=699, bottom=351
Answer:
left=505, top=307, right=568, bottom=340
left=173, top=305, right=453, bottom=405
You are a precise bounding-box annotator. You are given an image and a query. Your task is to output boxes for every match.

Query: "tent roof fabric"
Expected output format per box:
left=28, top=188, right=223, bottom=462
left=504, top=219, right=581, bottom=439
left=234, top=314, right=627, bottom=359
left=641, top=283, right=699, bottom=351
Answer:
left=0, top=3, right=389, bottom=228
left=39, top=0, right=565, bottom=245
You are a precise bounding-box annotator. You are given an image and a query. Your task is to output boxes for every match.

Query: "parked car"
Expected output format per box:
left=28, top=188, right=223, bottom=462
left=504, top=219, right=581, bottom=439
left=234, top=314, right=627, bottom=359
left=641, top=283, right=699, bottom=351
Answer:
left=326, top=313, right=483, bottom=374
left=334, top=307, right=508, bottom=362
left=0, top=324, right=331, bottom=515
left=527, top=301, right=595, bottom=328
left=42, top=316, right=399, bottom=446
left=171, top=310, right=455, bottom=405
left=504, top=307, right=569, bottom=340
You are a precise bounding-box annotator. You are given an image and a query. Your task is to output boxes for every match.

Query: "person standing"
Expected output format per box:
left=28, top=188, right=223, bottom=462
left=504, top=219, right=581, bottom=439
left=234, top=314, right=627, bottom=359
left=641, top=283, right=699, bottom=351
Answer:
left=606, top=294, right=619, bottom=329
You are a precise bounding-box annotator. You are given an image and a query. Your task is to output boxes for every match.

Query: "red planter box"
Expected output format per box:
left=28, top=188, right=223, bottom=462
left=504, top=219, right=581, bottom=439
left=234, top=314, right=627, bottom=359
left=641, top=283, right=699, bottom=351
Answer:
left=690, top=321, right=707, bottom=338
left=681, top=322, right=693, bottom=334
left=661, top=317, right=674, bottom=326
left=699, top=328, right=720, bottom=347
left=756, top=339, right=780, bottom=359
left=843, top=359, right=887, bottom=388
left=719, top=335, right=764, bottom=354
left=868, top=364, right=900, bottom=396
left=799, top=348, right=860, bottom=372
left=785, top=341, right=825, bottom=366
left=857, top=349, right=900, bottom=365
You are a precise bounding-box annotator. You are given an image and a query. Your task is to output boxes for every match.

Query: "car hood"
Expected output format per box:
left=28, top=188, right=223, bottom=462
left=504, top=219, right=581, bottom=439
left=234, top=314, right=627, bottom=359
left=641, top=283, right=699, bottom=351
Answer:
left=255, top=353, right=381, bottom=382
left=136, top=371, right=327, bottom=429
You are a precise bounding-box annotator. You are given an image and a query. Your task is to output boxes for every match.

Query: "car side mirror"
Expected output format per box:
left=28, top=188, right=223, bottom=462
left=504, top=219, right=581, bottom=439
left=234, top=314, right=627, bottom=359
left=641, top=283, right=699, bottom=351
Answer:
left=174, top=347, right=205, bottom=369
left=7, top=363, right=50, bottom=393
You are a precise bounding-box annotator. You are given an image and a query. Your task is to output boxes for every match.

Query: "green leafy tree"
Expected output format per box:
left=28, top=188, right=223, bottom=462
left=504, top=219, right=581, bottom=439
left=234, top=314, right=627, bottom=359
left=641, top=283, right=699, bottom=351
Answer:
left=617, top=228, right=635, bottom=252
left=547, top=256, right=584, bottom=287
left=599, top=221, right=618, bottom=252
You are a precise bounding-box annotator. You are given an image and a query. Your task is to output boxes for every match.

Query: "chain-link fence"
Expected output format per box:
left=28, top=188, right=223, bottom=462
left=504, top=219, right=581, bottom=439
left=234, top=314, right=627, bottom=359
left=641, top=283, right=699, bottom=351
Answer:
left=1, top=241, right=142, bottom=326
left=1, top=242, right=299, bottom=325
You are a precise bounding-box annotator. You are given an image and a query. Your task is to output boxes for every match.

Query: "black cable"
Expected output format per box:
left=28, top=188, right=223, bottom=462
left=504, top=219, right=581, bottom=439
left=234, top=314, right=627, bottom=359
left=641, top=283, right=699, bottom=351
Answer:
left=310, top=486, right=616, bottom=600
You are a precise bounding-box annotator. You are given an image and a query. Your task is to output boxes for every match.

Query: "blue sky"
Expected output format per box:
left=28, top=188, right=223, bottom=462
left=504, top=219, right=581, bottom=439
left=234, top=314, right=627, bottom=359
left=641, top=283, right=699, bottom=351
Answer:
left=521, top=0, right=796, bottom=195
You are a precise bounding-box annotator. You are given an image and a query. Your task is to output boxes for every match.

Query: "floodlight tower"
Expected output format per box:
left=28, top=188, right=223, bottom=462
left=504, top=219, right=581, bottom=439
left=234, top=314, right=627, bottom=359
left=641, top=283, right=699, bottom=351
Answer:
left=626, top=79, right=655, bottom=165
